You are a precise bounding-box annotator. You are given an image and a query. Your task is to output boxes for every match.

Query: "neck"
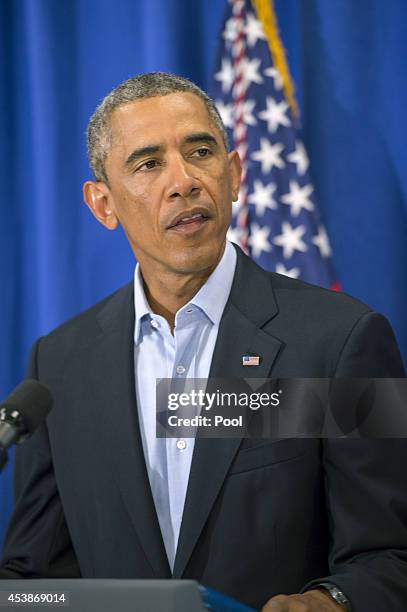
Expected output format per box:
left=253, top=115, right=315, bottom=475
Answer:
left=142, top=274, right=206, bottom=332
left=140, top=252, right=224, bottom=332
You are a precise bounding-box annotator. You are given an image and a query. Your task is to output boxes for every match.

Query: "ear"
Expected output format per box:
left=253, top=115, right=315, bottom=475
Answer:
left=227, top=150, right=242, bottom=202
left=83, top=181, right=119, bottom=230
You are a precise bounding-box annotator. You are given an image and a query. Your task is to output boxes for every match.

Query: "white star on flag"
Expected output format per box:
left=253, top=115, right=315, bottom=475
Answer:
left=280, top=181, right=314, bottom=217
left=251, top=138, right=285, bottom=173
left=273, top=222, right=307, bottom=259
left=215, top=58, right=234, bottom=94
left=248, top=180, right=277, bottom=216
left=242, top=99, right=257, bottom=125
left=245, top=12, right=266, bottom=47
left=264, top=66, right=283, bottom=90
left=248, top=223, right=272, bottom=258
left=258, top=97, right=290, bottom=133
left=312, top=226, right=332, bottom=258
left=216, top=100, right=234, bottom=128
left=240, top=57, right=263, bottom=90
left=223, top=16, right=238, bottom=43
left=287, top=141, right=309, bottom=175
left=276, top=264, right=300, bottom=279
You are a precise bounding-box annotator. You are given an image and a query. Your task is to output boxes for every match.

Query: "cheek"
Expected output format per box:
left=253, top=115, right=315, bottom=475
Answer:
left=121, top=181, right=149, bottom=205
left=215, top=165, right=233, bottom=194
left=114, top=185, right=152, bottom=222
left=205, top=166, right=232, bottom=199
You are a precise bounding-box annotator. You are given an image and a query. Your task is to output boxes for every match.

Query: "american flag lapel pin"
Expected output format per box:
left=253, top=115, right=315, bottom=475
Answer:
left=242, top=355, right=260, bottom=366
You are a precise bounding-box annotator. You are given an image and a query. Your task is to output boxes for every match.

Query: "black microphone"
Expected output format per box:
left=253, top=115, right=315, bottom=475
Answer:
left=0, top=380, right=53, bottom=472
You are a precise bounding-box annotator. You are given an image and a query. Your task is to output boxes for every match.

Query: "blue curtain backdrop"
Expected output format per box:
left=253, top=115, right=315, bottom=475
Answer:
left=1, top=0, right=406, bottom=548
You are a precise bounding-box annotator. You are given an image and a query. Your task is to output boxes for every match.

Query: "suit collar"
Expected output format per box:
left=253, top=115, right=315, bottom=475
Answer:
left=95, top=245, right=278, bottom=333
left=94, top=285, right=171, bottom=577
left=228, top=243, right=279, bottom=326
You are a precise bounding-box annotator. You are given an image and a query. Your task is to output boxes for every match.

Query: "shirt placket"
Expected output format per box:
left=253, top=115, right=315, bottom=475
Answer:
left=166, top=309, right=200, bottom=567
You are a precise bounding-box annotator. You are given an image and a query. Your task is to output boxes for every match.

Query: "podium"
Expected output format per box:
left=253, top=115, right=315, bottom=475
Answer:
left=0, top=579, right=206, bottom=611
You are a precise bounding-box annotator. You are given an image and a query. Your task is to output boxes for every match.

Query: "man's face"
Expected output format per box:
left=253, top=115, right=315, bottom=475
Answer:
left=85, top=92, right=241, bottom=278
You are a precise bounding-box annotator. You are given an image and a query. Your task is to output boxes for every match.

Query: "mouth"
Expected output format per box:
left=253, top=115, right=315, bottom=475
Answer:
left=167, top=209, right=211, bottom=234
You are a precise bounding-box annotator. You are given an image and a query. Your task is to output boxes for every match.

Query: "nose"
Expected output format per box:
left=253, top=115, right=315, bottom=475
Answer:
left=165, top=154, right=201, bottom=200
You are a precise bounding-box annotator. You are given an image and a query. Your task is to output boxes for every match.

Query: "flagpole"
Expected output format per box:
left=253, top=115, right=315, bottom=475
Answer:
left=231, top=0, right=250, bottom=253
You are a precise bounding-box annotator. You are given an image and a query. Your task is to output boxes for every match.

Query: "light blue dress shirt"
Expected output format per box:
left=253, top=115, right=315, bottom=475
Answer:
left=133, top=241, right=237, bottom=570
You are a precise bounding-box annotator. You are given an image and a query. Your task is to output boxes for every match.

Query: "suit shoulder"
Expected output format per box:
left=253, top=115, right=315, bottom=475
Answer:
left=265, top=273, right=404, bottom=376
left=40, top=282, right=133, bottom=348
left=269, top=271, right=371, bottom=320
left=232, top=244, right=371, bottom=323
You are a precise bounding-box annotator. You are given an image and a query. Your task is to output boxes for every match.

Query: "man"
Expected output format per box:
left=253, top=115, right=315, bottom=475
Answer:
left=1, top=73, right=407, bottom=611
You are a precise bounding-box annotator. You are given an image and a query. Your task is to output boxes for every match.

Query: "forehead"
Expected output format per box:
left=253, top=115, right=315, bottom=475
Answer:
left=109, top=92, right=219, bottom=149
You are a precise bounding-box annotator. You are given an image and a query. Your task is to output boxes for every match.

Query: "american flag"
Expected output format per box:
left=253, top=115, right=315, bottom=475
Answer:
left=210, top=0, right=339, bottom=289
left=242, top=355, right=260, bottom=366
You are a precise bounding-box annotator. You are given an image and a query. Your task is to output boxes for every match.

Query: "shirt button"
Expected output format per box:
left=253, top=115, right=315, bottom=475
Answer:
left=176, top=365, right=186, bottom=375
left=176, top=439, right=187, bottom=451
left=186, top=308, right=194, bottom=314
left=150, top=319, right=160, bottom=329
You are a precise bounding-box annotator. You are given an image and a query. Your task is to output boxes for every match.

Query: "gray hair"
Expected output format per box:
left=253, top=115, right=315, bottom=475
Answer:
left=86, top=72, right=228, bottom=184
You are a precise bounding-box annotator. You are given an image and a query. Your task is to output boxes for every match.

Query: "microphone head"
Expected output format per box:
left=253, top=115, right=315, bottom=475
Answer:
left=0, top=380, right=53, bottom=437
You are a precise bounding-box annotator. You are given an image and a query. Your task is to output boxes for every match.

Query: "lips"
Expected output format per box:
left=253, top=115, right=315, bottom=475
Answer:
left=173, top=213, right=205, bottom=227
left=167, top=208, right=210, bottom=229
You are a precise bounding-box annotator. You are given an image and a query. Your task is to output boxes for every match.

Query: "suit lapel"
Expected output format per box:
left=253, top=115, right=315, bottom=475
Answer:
left=173, top=248, right=282, bottom=578
left=91, top=285, right=171, bottom=577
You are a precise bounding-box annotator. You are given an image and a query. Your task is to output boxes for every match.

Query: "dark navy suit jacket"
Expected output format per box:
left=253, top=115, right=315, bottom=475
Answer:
left=1, top=246, right=407, bottom=610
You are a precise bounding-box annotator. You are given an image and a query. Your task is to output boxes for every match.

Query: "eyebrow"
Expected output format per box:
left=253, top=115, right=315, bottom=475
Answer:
left=125, top=145, right=161, bottom=167
left=183, top=132, right=218, bottom=146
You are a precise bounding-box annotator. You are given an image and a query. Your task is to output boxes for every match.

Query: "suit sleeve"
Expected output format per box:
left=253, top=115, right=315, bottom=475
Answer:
left=302, top=312, right=407, bottom=610
left=0, top=339, right=81, bottom=579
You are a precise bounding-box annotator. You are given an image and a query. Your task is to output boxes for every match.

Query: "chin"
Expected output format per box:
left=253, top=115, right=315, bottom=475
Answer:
left=169, top=244, right=223, bottom=276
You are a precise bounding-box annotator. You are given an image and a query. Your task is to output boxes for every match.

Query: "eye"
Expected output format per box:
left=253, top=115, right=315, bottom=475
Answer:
left=137, top=159, right=160, bottom=171
left=193, top=147, right=212, bottom=158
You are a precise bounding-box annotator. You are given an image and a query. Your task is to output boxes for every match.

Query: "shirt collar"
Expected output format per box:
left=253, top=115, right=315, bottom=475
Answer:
left=133, top=241, right=237, bottom=344
left=134, top=265, right=153, bottom=345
